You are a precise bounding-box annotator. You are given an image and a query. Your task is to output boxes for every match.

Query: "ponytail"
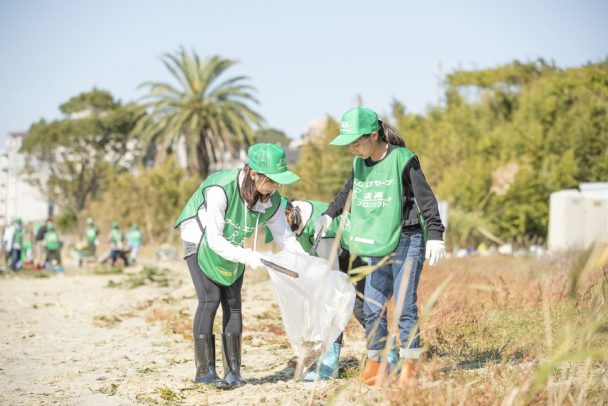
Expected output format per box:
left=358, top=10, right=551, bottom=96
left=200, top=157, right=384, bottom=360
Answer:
left=378, top=120, right=406, bottom=147
left=285, top=200, right=302, bottom=232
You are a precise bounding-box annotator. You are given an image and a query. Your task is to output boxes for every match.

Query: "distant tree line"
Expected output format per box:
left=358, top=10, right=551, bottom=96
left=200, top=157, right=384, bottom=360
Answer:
left=290, top=60, right=608, bottom=247
left=20, top=53, right=608, bottom=246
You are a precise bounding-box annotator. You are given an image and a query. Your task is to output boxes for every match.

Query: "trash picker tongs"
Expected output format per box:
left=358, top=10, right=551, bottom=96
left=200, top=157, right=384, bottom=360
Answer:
left=309, top=233, right=323, bottom=256
left=260, top=258, right=299, bottom=278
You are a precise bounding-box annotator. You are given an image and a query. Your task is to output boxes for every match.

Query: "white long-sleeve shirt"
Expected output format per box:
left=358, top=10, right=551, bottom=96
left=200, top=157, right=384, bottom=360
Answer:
left=180, top=170, right=305, bottom=263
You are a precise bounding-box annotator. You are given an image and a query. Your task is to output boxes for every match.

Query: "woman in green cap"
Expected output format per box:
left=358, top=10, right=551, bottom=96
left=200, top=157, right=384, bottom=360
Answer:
left=85, top=217, right=99, bottom=256
left=44, top=223, right=63, bottom=271
left=108, top=221, right=128, bottom=267
left=175, top=143, right=304, bottom=390
left=9, top=217, right=24, bottom=271
left=315, top=107, right=446, bottom=387
left=127, top=224, right=143, bottom=264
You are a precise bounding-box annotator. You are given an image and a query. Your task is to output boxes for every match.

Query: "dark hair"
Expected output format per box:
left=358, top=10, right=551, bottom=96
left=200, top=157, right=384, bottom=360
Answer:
left=284, top=200, right=302, bottom=232
left=240, top=164, right=274, bottom=208
left=378, top=120, right=406, bottom=147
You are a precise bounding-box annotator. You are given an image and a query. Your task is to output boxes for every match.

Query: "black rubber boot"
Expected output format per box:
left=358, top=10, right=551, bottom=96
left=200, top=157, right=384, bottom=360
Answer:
left=222, top=333, right=247, bottom=388
left=194, top=335, right=230, bottom=389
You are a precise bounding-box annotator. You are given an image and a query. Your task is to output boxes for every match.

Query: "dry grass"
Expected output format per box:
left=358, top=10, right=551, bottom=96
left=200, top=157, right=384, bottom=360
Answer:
left=113, top=246, right=607, bottom=405
left=328, top=246, right=608, bottom=405
left=145, top=307, right=192, bottom=339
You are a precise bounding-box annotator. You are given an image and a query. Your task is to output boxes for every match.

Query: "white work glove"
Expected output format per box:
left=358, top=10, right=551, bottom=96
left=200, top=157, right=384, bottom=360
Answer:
left=242, top=249, right=264, bottom=271
left=425, top=240, right=446, bottom=267
left=314, top=214, right=333, bottom=239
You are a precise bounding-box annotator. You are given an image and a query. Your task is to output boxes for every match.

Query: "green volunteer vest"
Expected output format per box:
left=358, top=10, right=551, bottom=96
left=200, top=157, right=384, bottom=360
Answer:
left=264, top=200, right=329, bottom=253
left=21, top=240, right=32, bottom=261
left=110, top=229, right=123, bottom=245
left=85, top=226, right=98, bottom=243
left=326, top=212, right=353, bottom=251
left=264, top=200, right=352, bottom=254
left=175, top=169, right=281, bottom=286
left=349, top=147, right=416, bottom=257
left=13, top=226, right=24, bottom=246
left=45, top=230, right=61, bottom=250
left=128, top=230, right=142, bottom=245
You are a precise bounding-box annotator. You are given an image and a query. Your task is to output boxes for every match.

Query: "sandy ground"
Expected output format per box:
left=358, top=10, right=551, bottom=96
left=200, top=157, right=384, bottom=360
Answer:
left=0, top=256, right=371, bottom=405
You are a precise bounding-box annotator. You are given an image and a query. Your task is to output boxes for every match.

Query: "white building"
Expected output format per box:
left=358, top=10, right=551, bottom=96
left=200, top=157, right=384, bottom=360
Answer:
left=547, top=183, right=608, bottom=251
left=0, top=132, right=51, bottom=226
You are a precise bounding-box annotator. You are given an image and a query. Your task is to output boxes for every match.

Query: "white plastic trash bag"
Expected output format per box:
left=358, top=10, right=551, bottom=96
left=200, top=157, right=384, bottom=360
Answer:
left=264, top=250, right=355, bottom=378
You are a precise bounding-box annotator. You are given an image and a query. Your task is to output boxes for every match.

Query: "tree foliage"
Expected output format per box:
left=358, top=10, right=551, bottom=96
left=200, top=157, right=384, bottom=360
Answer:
left=285, top=117, right=353, bottom=202
left=402, top=60, right=608, bottom=244
left=137, top=47, right=263, bottom=177
left=20, top=89, right=142, bottom=230
left=85, top=157, right=200, bottom=243
left=255, top=128, right=291, bottom=147
left=289, top=60, right=608, bottom=246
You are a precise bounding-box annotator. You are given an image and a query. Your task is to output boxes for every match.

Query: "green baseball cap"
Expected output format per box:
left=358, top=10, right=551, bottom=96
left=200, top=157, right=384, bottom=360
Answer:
left=330, top=107, right=381, bottom=146
left=248, top=143, right=300, bottom=185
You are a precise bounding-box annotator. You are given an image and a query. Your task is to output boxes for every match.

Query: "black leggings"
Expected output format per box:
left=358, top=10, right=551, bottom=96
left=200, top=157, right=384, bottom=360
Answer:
left=110, top=250, right=128, bottom=266
left=336, top=249, right=366, bottom=343
left=187, top=254, right=243, bottom=336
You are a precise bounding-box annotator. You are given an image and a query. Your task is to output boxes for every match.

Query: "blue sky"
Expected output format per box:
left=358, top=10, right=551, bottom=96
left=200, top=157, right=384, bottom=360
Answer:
left=1, top=0, right=607, bottom=145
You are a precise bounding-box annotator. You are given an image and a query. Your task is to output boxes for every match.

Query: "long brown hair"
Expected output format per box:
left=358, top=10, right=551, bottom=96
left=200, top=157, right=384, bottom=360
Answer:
left=284, top=200, right=302, bottom=232
left=378, top=120, right=406, bottom=147
left=240, top=164, right=275, bottom=208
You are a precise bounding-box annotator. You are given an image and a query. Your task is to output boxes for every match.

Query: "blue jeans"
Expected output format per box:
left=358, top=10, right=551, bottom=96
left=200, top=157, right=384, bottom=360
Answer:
left=129, top=245, right=140, bottom=263
left=364, top=229, right=425, bottom=360
left=10, top=248, right=22, bottom=271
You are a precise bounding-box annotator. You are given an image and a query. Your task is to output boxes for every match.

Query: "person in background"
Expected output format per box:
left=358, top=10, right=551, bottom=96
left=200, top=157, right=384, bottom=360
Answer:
left=35, top=219, right=51, bottom=269
left=10, top=218, right=24, bottom=271
left=175, top=143, right=304, bottom=390
left=127, top=224, right=143, bottom=264
left=316, top=107, right=446, bottom=387
left=2, top=221, right=16, bottom=271
left=44, top=223, right=63, bottom=272
left=85, top=217, right=99, bottom=256
left=108, top=221, right=128, bottom=267
left=33, top=221, right=46, bottom=269
left=20, top=238, right=33, bottom=266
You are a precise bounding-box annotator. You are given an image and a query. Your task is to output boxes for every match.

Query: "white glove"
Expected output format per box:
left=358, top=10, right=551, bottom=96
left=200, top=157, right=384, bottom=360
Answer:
left=425, top=240, right=446, bottom=267
left=242, top=249, right=264, bottom=271
left=314, top=214, right=333, bottom=239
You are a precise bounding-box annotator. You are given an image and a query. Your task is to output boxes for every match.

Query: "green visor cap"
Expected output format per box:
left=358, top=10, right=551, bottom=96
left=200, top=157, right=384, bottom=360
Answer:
left=248, top=143, right=300, bottom=185
left=330, top=107, right=381, bottom=146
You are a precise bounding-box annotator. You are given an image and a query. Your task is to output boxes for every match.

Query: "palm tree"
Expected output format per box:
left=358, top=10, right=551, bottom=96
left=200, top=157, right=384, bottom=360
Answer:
left=137, top=47, right=264, bottom=177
